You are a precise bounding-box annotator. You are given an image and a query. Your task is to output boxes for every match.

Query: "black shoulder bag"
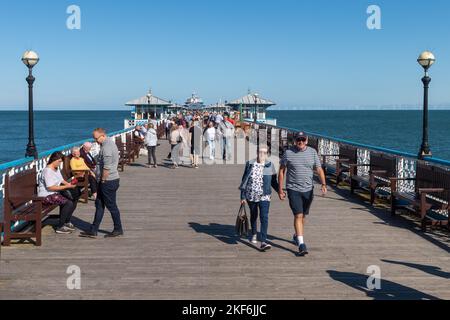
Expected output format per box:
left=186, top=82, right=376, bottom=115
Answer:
left=235, top=204, right=250, bottom=237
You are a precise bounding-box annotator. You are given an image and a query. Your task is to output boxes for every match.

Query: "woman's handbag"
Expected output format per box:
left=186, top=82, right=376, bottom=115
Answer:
left=235, top=204, right=250, bottom=237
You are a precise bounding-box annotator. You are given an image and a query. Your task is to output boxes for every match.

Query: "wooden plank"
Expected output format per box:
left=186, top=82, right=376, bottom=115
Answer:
left=0, top=140, right=449, bottom=300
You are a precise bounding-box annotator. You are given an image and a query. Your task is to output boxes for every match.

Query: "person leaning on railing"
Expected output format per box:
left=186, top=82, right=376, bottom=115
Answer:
left=37, top=151, right=79, bottom=235
left=70, top=147, right=98, bottom=200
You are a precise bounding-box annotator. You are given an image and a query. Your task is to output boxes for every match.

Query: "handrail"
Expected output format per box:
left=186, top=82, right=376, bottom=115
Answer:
left=1, top=126, right=136, bottom=240
left=251, top=121, right=450, bottom=166
left=0, top=128, right=134, bottom=172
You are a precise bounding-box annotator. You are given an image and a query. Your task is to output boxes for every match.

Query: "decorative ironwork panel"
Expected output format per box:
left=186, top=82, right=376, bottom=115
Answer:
left=319, top=139, right=339, bottom=166
left=397, top=157, right=416, bottom=192
left=1, top=131, right=129, bottom=215
left=357, top=148, right=371, bottom=176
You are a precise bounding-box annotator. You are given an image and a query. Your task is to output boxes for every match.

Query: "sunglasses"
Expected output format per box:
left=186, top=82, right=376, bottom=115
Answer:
left=94, top=135, right=104, bottom=141
left=296, top=138, right=307, bottom=143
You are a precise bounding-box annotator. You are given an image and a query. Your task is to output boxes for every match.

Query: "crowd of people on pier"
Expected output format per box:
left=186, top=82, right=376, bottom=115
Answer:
left=34, top=109, right=329, bottom=256
left=132, top=110, right=240, bottom=169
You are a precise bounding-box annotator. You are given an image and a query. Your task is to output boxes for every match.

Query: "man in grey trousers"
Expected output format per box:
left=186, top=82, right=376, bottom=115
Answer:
left=80, top=128, right=124, bottom=238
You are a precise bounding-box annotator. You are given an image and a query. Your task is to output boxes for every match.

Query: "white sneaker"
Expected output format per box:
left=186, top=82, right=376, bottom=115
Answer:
left=55, top=226, right=72, bottom=234
left=251, top=235, right=258, bottom=244
left=261, top=243, right=272, bottom=251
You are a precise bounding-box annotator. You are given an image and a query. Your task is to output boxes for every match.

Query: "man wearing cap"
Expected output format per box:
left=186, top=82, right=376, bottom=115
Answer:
left=278, top=132, right=327, bottom=256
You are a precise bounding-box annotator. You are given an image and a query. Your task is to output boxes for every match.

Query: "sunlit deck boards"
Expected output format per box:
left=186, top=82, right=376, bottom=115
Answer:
left=0, top=142, right=449, bottom=300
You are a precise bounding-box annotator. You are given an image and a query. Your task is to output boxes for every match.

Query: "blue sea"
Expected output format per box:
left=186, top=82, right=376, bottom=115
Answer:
left=0, top=110, right=449, bottom=165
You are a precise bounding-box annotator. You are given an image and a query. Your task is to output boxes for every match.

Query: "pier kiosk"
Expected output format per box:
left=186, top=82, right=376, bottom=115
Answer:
left=226, top=92, right=277, bottom=125
left=125, top=90, right=172, bottom=128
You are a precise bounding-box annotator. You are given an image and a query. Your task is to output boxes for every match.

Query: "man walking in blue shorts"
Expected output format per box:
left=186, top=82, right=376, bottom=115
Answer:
left=278, top=132, right=327, bottom=256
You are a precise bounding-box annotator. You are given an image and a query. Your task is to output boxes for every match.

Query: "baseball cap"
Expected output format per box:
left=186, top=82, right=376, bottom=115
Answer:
left=295, top=132, right=308, bottom=141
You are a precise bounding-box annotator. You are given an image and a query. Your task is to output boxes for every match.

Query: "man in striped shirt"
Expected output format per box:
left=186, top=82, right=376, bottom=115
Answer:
left=278, top=132, right=327, bottom=256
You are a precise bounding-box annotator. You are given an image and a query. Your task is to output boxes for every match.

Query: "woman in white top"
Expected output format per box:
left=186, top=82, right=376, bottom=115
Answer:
left=145, top=123, right=158, bottom=168
left=205, top=121, right=216, bottom=160
left=38, top=151, right=79, bottom=234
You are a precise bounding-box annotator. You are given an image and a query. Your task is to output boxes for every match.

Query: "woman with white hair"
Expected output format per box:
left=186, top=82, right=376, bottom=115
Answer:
left=239, top=147, right=279, bottom=251
left=70, top=146, right=98, bottom=200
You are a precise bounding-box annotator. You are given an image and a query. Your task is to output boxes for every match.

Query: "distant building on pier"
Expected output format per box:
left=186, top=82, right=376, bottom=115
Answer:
left=125, top=89, right=172, bottom=127
left=184, top=93, right=205, bottom=110
left=226, top=91, right=277, bottom=125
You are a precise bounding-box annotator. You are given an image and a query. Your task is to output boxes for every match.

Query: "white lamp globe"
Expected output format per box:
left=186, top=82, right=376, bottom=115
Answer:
left=417, top=51, right=435, bottom=70
left=22, top=50, right=40, bottom=68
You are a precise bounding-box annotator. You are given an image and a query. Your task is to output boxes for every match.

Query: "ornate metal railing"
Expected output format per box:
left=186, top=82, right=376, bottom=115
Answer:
left=0, top=127, right=135, bottom=232
left=248, top=122, right=450, bottom=195
left=125, top=119, right=166, bottom=129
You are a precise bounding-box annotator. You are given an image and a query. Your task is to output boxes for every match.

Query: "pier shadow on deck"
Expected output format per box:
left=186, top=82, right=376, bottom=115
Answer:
left=328, top=185, right=450, bottom=254
left=326, top=270, right=440, bottom=300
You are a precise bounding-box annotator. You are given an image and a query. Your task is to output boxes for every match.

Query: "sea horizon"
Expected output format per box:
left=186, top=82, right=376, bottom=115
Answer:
left=1, top=106, right=450, bottom=111
left=1, top=109, right=449, bottom=165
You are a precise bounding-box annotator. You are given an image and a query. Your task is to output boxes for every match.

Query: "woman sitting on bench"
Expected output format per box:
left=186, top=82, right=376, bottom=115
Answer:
left=37, top=151, right=79, bottom=235
left=70, top=146, right=98, bottom=200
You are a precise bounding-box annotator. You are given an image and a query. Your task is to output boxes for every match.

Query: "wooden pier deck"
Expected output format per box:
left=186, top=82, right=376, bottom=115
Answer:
left=0, top=141, right=449, bottom=300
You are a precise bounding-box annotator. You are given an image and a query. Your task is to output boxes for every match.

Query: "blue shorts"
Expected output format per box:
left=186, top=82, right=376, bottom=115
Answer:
left=287, top=189, right=314, bottom=216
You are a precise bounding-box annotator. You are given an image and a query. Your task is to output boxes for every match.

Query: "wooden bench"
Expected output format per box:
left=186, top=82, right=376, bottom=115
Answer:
left=390, top=161, right=450, bottom=231
left=322, top=144, right=358, bottom=186
left=62, top=156, right=90, bottom=203
left=115, top=136, right=127, bottom=172
left=125, top=133, right=137, bottom=162
left=115, top=134, right=135, bottom=170
left=132, top=130, right=145, bottom=159
left=2, top=167, right=58, bottom=246
left=349, top=152, right=397, bottom=205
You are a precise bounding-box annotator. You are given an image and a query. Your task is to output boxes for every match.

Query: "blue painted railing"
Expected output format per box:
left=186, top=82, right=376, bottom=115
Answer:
left=0, top=127, right=135, bottom=241
left=0, top=127, right=133, bottom=172
left=256, top=122, right=450, bottom=167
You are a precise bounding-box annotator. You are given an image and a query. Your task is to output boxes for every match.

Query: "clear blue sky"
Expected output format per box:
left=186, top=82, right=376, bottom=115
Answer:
left=1, top=0, right=450, bottom=110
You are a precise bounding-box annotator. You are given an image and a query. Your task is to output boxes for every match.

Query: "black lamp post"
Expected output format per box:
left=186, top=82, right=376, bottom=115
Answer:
left=22, top=50, right=40, bottom=159
left=147, top=91, right=152, bottom=120
left=253, top=93, right=259, bottom=124
left=253, top=93, right=260, bottom=152
left=417, top=51, right=435, bottom=159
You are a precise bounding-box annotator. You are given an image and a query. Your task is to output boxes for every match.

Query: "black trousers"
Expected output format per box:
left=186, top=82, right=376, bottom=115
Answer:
left=91, top=179, right=123, bottom=233
left=88, top=175, right=98, bottom=194
left=147, top=146, right=157, bottom=165
left=58, top=199, right=78, bottom=228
